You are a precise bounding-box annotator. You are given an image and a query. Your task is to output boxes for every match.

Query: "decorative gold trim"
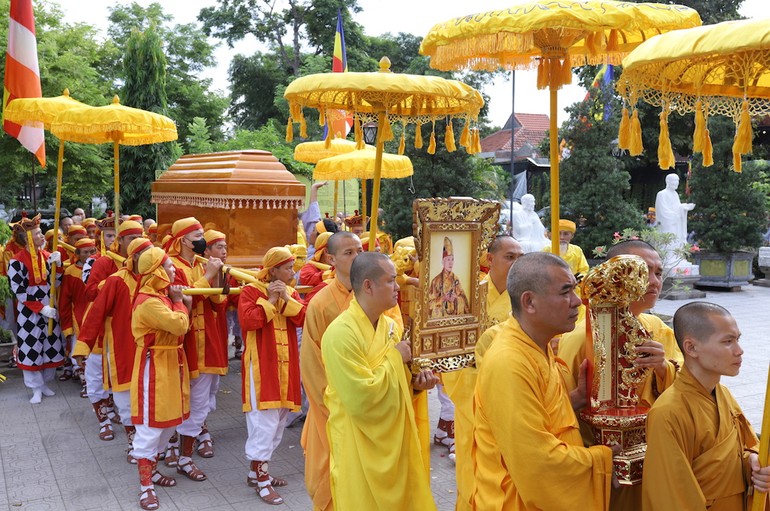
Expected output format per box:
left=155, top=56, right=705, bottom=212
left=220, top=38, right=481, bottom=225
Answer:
left=151, top=192, right=305, bottom=210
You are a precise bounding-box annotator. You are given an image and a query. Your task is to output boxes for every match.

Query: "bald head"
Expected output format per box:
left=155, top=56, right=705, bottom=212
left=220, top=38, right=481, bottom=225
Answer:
left=507, top=252, right=570, bottom=316
left=350, top=252, right=391, bottom=294
left=673, top=302, right=732, bottom=353
left=327, top=231, right=359, bottom=255
left=606, top=240, right=657, bottom=259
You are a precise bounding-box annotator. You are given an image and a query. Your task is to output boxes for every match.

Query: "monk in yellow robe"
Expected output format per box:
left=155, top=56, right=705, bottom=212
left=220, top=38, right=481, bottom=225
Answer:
left=542, top=219, right=589, bottom=322
left=322, top=252, right=438, bottom=511
left=443, top=235, right=522, bottom=510
left=427, top=236, right=469, bottom=318
left=473, top=252, right=613, bottom=510
left=130, top=247, right=192, bottom=511
left=643, top=302, right=770, bottom=511
left=558, top=240, right=683, bottom=511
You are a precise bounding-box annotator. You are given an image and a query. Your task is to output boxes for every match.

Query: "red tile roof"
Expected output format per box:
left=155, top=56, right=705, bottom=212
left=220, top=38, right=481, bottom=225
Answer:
left=481, top=113, right=549, bottom=154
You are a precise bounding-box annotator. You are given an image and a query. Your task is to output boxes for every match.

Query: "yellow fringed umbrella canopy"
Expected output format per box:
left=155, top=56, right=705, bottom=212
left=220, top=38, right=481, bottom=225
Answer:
left=51, top=95, right=178, bottom=219
left=420, top=0, right=701, bottom=253
left=293, top=138, right=373, bottom=163
left=285, top=56, right=484, bottom=250
left=617, top=18, right=770, bottom=172
left=314, top=150, right=413, bottom=180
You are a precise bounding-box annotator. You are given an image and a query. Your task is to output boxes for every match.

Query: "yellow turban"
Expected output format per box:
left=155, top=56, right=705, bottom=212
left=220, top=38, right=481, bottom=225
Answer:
left=82, top=217, right=97, bottom=228
left=67, top=225, right=87, bottom=238
left=165, top=217, right=203, bottom=257
left=312, top=231, right=332, bottom=261
left=256, top=246, right=295, bottom=281
left=126, top=238, right=154, bottom=273
left=74, top=238, right=96, bottom=250
left=138, top=246, right=171, bottom=293
left=442, top=236, right=453, bottom=258
left=204, top=229, right=226, bottom=246
left=558, top=219, right=576, bottom=233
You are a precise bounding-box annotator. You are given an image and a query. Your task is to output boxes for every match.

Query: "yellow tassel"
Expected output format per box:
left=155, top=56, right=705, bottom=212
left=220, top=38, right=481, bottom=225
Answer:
left=415, top=122, right=423, bottom=149
left=693, top=100, right=705, bottom=153
left=460, top=122, right=470, bottom=148
left=629, top=109, right=643, bottom=156
left=586, top=32, right=598, bottom=55
left=428, top=125, right=437, bottom=155
left=703, top=129, right=713, bottom=167
left=549, top=58, right=561, bottom=90
left=618, top=107, right=630, bottom=149
left=354, top=117, right=364, bottom=149
left=536, top=59, right=548, bottom=90
left=299, top=115, right=308, bottom=139
left=324, top=127, right=332, bottom=149
left=398, top=128, right=405, bottom=155
left=286, top=117, right=293, bottom=143
left=379, top=117, right=394, bottom=143
left=607, top=29, right=619, bottom=52
left=319, top=109, right=326, bottom=126
left=561, top=58, right=572, bottom=87
left=733, top=100, right=753, bottom=156
left=475, top=128, right=482, bottom=154
left=445, top=120, right=456, bottom=152
left=658, top=111, right=675, bottom=170
left=733, top=151, right=742, bottom=172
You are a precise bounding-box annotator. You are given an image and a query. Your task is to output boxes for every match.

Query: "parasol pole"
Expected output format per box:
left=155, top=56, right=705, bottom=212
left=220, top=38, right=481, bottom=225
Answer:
left=752, top=362, right=770, bottom=511
left=333, top=180, right=339, bottom=219
left=113, top=141, right=120, bottom=222
left=549, top=86, right=560, bottom=255
left=48, top=141, right=65, bottom=335
left=361, top=179, right=368, bottom=233
left=367, top=112, right=386, bottom=252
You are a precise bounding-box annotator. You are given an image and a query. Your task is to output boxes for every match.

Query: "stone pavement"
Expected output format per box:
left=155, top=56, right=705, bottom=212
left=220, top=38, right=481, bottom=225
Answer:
left=0, top=283, right=767, bottom=511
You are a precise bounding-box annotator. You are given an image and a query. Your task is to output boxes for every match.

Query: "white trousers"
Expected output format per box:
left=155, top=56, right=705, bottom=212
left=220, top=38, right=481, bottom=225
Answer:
left=132, top=358, right=175, bottom=459
left=85, top=353, right=110, bottom=403
left=177, top=373, right=217, bottom=437
left=22, top=367, right=55, bottom=390
left=112, top=389, right=132, bottom=425
left=437, top=384, right=455, bottom=421
left=208, top=374, right=220, bottom=413
left=244, top=361, right=289, bottom=460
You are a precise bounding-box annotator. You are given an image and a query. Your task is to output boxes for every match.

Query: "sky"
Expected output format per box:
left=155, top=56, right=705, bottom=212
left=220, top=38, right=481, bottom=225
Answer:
left=54, top=0, right=767, bottom=129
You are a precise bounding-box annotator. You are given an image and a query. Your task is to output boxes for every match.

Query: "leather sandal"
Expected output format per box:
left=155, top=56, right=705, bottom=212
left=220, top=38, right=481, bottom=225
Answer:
left=79, top=385, right=88, bottom=398
left=163, top=444, right=179, bottom=468
left=176, top=458, right=207, bottom=481
left=271, top=476, right=288, bottom=487
left=151, top=471, right=177, bottom=487
left=58, top=368, right=72, bottom=381
left=196, top=438, right=214, bottom=458
left=139, top=488, right=159, bottom=510
left=257, top=484, right=284, bottom=505
left=99, top=423, right=115, bottom=441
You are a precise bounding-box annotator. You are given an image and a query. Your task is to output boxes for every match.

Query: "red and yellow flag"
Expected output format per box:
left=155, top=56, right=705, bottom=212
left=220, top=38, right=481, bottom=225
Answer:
left=326, top=9, right=353, bottom=139
left=3, top=0, right=45, bottom=166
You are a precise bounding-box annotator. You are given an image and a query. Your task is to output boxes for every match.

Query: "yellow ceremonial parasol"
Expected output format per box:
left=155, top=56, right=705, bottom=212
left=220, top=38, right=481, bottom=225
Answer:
left=420, top=0, right=701, bottom=253
left=285, top=57, right=484, bottom=251
left=294, top=138, right=374, bottom=216
left=313, top=149, right=413, bottom=180
left=51, top=95, right=178, bottom=220
left=3, top=88, right=87, bottom=332
left=616, top=18, right=770, bottom=172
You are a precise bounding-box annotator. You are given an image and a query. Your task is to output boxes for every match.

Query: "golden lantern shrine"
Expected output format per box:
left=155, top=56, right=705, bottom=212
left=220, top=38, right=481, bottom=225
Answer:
left=151, top=150, right=306, bottom=267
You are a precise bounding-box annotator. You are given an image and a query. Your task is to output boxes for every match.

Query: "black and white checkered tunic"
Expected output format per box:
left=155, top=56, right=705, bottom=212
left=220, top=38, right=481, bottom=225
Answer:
left=8, top=257, right=66, bottom=370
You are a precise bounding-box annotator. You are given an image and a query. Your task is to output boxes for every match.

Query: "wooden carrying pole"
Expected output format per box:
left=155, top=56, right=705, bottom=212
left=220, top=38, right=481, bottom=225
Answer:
left=752, top=362, right=770, bottom=511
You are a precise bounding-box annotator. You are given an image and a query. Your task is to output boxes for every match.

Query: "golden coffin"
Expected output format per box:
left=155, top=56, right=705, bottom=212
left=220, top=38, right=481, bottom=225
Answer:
left=151, top=150, right=305, bottom=268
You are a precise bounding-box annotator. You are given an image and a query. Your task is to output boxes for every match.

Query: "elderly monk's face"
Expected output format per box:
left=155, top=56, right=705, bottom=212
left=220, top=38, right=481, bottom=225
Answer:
left=271, top=260, right=295, bottom=285
left=533, top=264, right=580, bottom=335
left=628, top=247, right=664, bottom=315
left=163, top=257, right=176, bottom=282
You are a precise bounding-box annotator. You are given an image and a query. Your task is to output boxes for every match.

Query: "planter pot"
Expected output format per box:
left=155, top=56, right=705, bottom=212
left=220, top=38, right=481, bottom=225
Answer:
left=693, top=251, right=755, bottom=289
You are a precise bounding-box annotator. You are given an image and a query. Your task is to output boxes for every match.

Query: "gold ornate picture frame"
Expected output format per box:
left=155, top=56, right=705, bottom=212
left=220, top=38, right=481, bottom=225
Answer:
left=412, top=198, right=500, bottom=372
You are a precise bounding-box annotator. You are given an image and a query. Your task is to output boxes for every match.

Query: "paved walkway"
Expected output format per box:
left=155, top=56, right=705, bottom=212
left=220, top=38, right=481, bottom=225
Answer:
left=0, top=284, right=767, bottom=510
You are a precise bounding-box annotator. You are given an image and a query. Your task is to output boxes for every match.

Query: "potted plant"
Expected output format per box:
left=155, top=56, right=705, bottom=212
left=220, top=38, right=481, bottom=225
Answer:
left=687, top=155, right=767, bottom=289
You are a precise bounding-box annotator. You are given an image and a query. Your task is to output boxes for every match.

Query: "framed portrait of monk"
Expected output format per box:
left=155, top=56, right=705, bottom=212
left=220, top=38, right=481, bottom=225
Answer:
left=412, top=197, right=500, bottom=372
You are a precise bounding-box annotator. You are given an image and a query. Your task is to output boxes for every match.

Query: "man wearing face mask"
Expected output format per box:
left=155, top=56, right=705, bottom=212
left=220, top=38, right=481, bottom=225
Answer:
left=162, top=217, right=224, bottom=481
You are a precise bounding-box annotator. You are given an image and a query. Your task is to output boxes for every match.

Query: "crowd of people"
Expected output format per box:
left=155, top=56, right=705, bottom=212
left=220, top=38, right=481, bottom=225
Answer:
left=1, top=183, right=769, bottom=511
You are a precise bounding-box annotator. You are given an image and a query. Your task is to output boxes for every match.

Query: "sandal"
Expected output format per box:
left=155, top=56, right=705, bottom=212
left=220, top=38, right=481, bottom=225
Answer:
left=151, top=471, right=177, bottom=487
left=163, top=443, right=179, bottom=468
left=176, top=458, right=207, bottom=481
left=58, top=369, right=73, bottom=381
left=99, top=423, right=115, bottom=441
left=257, top=484, right=284, bottom=505
left=139, top=488, right=159, bottom=511
left=79, top=385, right=88, bottom=398
left=247, top=475, right=288, bottom=487
left=196, top=439, right=214, bottom=458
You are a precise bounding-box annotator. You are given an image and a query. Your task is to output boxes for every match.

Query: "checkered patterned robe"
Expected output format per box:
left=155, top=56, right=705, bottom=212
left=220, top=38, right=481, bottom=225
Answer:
left=8, top=253, right=66, bottom=371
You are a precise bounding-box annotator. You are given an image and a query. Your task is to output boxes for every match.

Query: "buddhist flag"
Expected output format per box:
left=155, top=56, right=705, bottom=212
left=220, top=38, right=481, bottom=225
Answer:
left=325, top=9, right=353, bottom=139
left=3, top=0, right=45, bottom=167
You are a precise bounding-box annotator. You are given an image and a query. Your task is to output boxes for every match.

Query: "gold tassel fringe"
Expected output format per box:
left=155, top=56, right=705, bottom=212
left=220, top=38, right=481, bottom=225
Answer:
left=379, top=116, right=394, bottom=144
left=428, top=123, right=437, bottom=155
left=415, top=122, right=423, bottom=149
left=398, top=125, right=405, bottom=155
left=733, top=100, right=753, bottom=156
left=658, top=111, right=675, bottom=170
left=285, top=117, right=293, bottom=143
left=618, top=107, right=630, bottom=150
left=629, top=109, right=643, bottom=156
left=536, top=59, right=547, bottom=90
left=445, top=120, right=456, bottom=152
left=693, top=100, right=705, bottom=153
left=703, top=129, right=713, bottom=167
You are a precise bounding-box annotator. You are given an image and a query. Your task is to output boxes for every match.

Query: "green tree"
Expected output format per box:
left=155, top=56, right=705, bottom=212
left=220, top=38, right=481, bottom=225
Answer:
left=107, top=2, right=228, bottom=149
left=216, top=122, right=313, bottom=178
left=119, top=25, right=176, bottom=218
left=187, top=117, right=214, bottom=154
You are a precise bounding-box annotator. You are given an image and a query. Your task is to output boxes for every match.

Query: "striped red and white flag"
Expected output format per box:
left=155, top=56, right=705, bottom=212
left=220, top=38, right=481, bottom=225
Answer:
left=3, top=0, right=45, bottom=166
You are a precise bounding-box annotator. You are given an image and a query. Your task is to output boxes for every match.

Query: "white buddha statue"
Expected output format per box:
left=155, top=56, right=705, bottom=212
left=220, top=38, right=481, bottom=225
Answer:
left=511, top=194, right=547, bottom=253
left=655, top=173, right=695, bottom=249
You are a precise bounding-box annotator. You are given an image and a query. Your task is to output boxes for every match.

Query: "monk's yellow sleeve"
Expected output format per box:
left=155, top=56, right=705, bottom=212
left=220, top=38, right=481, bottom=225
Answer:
left=136, top=298, right=190, bottom=338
